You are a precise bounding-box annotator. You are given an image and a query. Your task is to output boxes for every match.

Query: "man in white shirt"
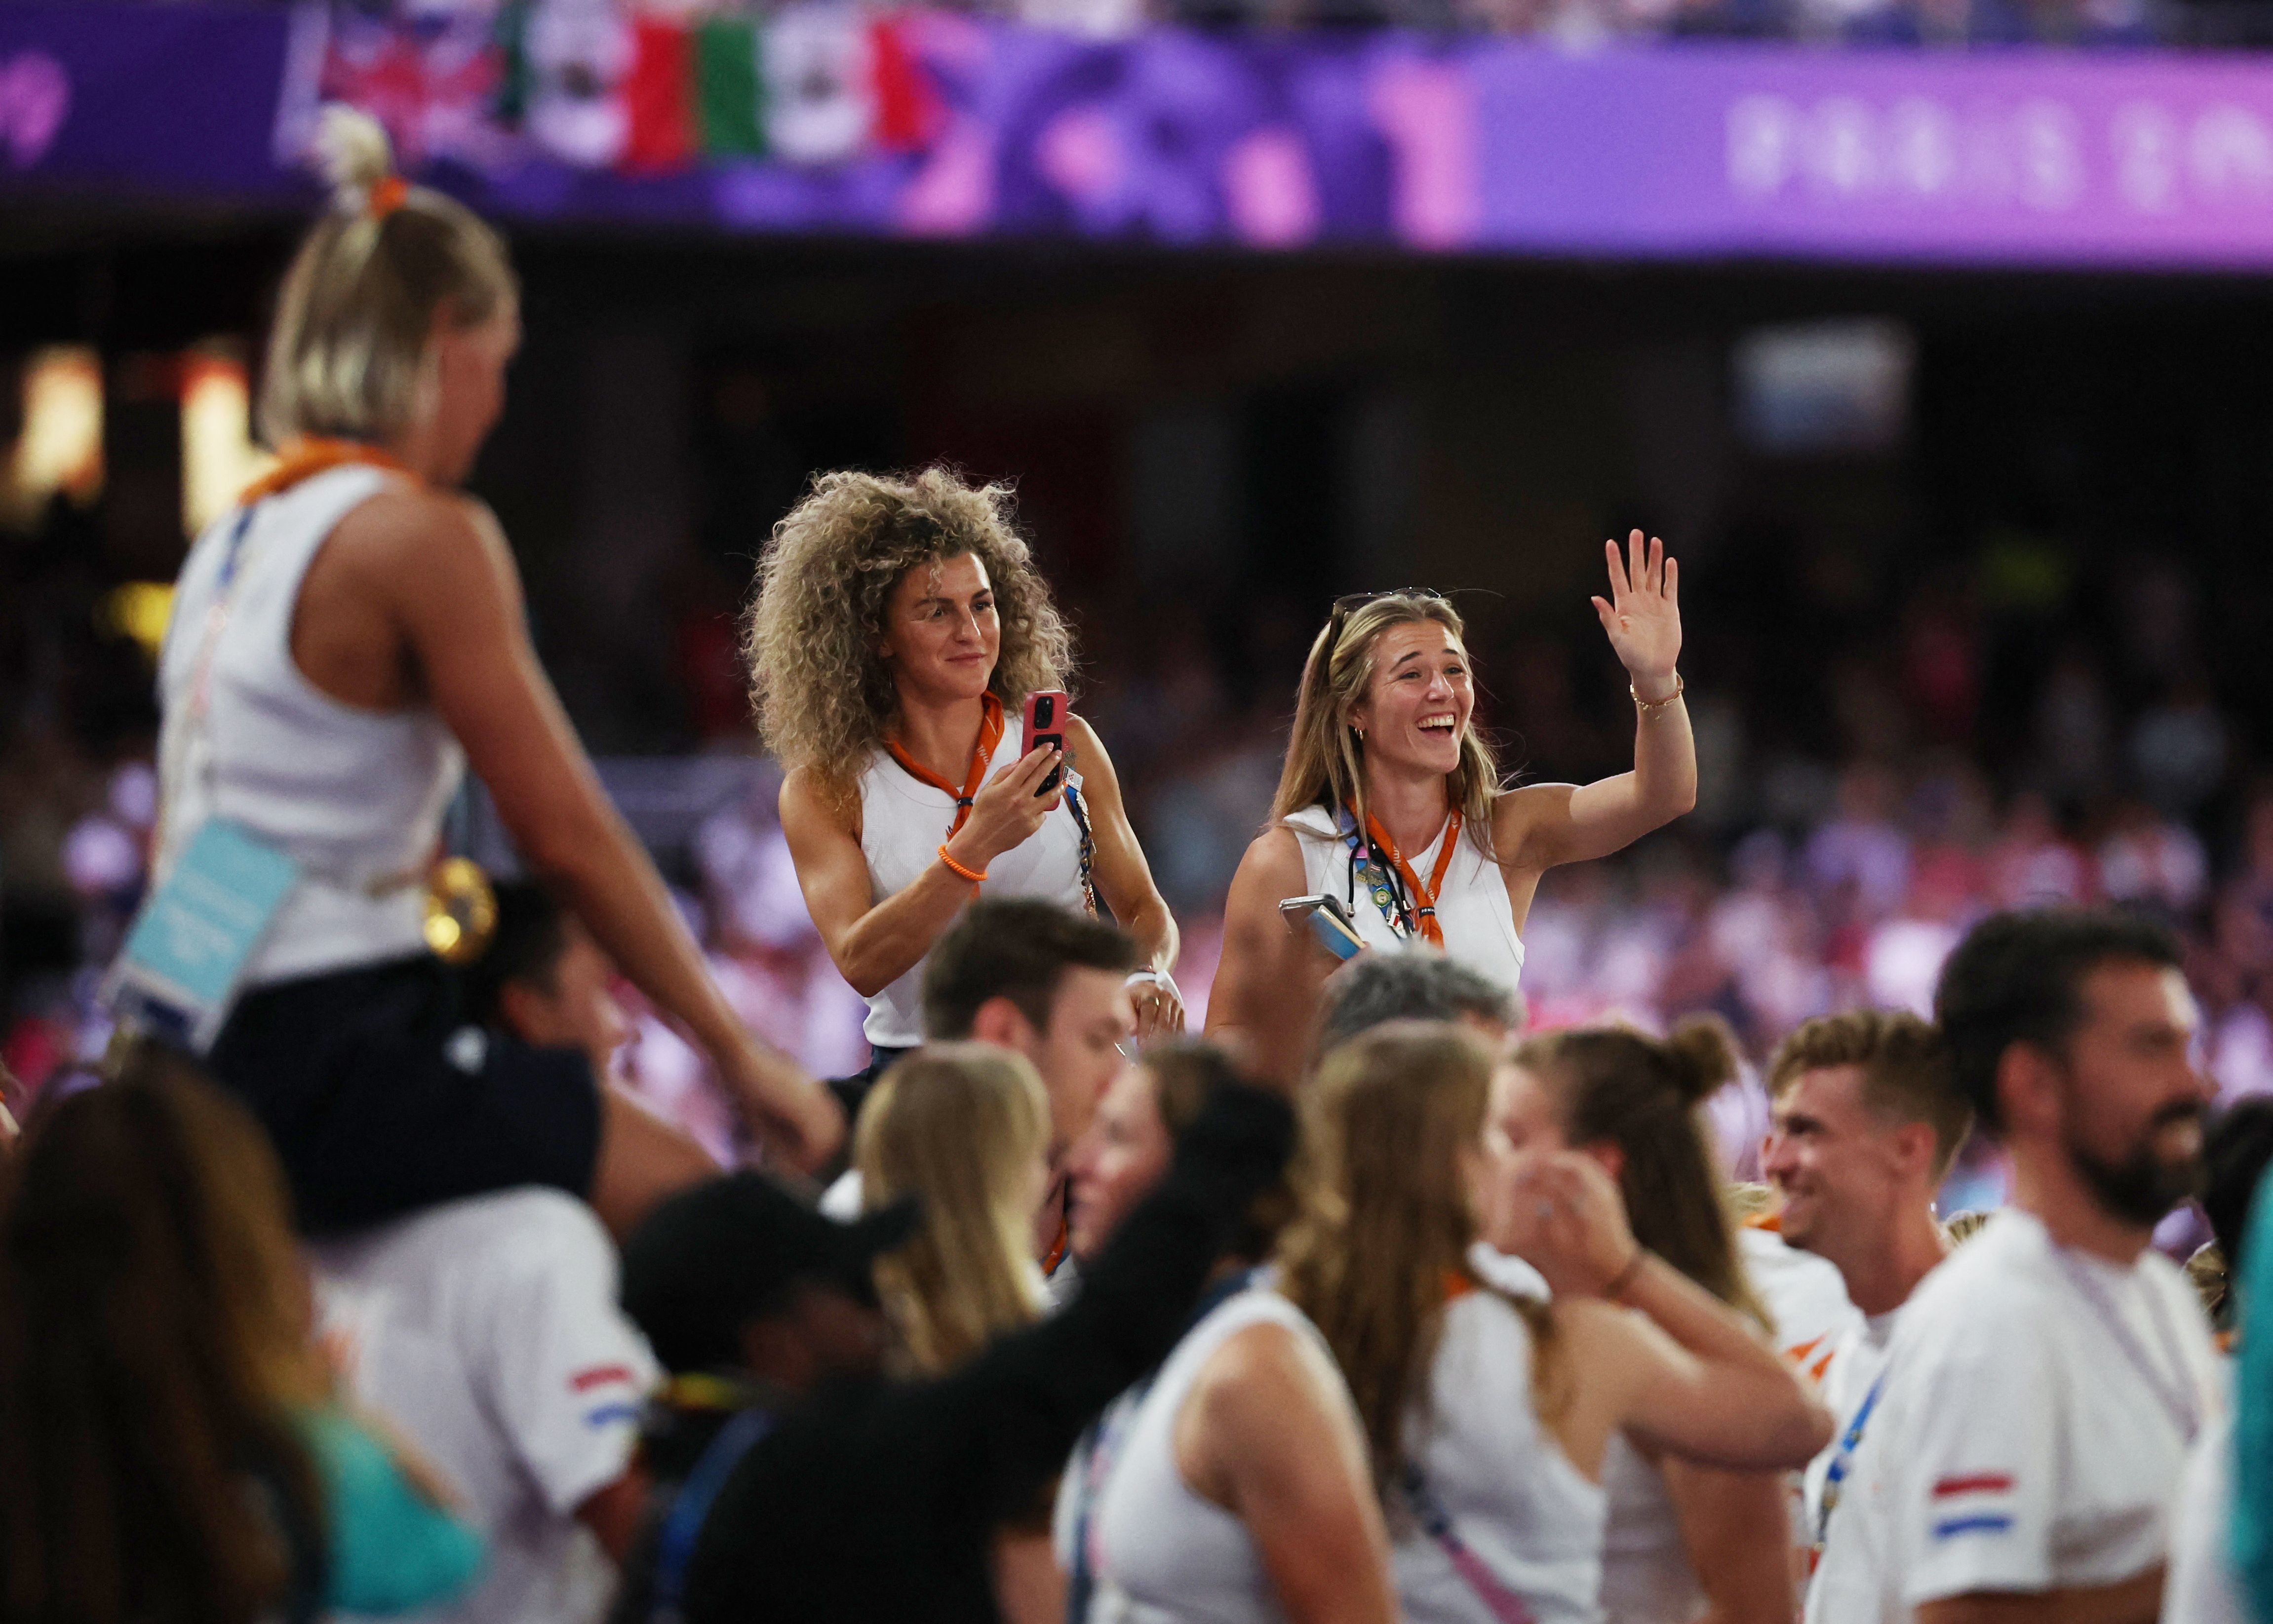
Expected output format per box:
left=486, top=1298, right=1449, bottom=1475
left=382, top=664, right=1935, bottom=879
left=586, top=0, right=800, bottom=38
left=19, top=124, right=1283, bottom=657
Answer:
left=314, top=1190, right=660, bottom=1624
left=1763, top=1006, right=1970, bottom=1573
left=313, top=884, right=666, bottom=1624
left=822, top=899, right=1139, bottom=1300
left=1811, top=909, right=2221, bottom=1624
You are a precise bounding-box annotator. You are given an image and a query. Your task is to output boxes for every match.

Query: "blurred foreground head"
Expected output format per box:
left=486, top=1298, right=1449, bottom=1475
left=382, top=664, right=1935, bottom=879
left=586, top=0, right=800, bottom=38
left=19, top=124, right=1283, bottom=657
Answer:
left=1936, top=908, right=2210, bottom=1230
left=264, top=106, right=518, bottom=485
left=857, top=1044, right=1050, bottom=1374
left=0, top=1049, right=325, bottom=1624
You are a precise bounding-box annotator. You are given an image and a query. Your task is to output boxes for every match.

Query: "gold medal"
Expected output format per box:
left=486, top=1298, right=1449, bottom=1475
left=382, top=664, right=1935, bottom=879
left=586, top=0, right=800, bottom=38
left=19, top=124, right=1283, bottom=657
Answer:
left=423, top=856, right=498, bottom=966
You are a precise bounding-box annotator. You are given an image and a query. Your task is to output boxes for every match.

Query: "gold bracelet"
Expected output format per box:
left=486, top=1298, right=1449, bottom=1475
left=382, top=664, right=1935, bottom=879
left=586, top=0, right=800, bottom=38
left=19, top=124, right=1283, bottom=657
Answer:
left=1630, top=671, right=1685, bottom=715
left=937, top=844, right=988, bottom=884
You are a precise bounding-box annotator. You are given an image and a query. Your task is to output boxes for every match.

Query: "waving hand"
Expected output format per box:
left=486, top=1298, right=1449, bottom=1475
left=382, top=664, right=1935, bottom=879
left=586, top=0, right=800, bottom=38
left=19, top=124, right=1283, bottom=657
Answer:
left=1591, top=529, right=1681, bottom=698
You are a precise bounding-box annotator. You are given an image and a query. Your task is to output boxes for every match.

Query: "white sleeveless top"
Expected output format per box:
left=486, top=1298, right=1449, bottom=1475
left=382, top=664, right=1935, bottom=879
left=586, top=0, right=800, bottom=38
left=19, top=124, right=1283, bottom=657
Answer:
left=1090, top=1289, right=1334, bottom=1624
left=1284, top=805, right=1525, bottom=996
left=855, top=723, right=1089, bottom=1047
left=155, top=464, right=466, bottom=987
left=1396, top=1291, right=1607, bottom=1624
left=1599, top=1436, right=1706, bottom=1624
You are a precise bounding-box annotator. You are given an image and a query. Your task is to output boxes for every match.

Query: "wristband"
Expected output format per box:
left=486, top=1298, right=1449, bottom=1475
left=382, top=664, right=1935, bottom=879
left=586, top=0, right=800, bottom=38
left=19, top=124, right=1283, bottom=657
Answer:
left=1629, top=672, right=1685, bottom=715
left=1604, top=1244, right=1649, bottom=1301
left=937, top=845, right=988, bottom=884
left=1126, top=968, right=1181, bottom=1001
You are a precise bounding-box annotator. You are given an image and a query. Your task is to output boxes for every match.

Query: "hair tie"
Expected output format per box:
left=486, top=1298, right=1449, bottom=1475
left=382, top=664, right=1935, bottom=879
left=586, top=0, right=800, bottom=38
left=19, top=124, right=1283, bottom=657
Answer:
left=368, top=175, right=410, bottom=220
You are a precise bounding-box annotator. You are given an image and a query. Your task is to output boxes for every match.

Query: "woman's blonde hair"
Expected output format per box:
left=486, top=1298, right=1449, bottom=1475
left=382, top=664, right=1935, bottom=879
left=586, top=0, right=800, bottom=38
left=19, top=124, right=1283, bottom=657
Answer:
left=1276, top=1020, right=1560, bottom=1495
left=260, top=107, right=517, bottom=447
left=743, top=467, right=1074, bottom=797
left=1269, top=594, right=1505, bottom=859
left=1511, top=1017, right=1771, bottom=1332
left=856, top=1043, right=1051, bottom=1374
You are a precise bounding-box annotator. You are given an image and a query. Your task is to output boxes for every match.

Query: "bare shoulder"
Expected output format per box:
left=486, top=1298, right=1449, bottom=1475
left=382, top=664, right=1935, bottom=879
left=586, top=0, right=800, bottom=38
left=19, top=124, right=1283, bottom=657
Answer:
left=1065, top=713, right=1118, bottom=778
left=1193, top=1316, right=1339, bottom=1428
left=1232, top=824, right=1307, bottom=891
left=324, top=486, right=509, bottom=597
left=780, top=763, right=859, bottom=842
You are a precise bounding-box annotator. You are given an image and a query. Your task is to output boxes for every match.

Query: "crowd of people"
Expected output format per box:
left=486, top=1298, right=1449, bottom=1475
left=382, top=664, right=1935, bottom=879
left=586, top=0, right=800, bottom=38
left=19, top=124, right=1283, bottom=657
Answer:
left=2, top=102, right=2273, bottom=1624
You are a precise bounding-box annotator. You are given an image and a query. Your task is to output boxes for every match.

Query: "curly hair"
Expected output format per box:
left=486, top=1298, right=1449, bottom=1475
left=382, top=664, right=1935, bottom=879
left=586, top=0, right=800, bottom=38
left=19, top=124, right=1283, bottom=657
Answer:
left=743, top=467, right=1075, bottom=794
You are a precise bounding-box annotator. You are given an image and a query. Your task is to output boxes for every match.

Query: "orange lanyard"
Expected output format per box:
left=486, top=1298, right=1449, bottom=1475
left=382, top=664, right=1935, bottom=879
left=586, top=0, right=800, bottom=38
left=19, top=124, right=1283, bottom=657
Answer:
left=240, top=437, right=415, bottom=504
left=1362, top=809, right=1461, bottom=949
left=886, top=692, right=1004, bottom=838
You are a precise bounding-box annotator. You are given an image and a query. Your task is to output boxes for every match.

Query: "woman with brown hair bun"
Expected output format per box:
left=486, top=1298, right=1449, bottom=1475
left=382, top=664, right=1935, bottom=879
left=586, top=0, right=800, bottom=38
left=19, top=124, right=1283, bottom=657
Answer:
left=146, top=108, right=836, bottom=1238
left=753, top=468, right=1182, bottom=1098
left=1277, top=1021, right=1829, bottom=1624
left=1500, top=1017, right=1792, bottom=1624
left=1208, top=534, right=1694, bottom=1058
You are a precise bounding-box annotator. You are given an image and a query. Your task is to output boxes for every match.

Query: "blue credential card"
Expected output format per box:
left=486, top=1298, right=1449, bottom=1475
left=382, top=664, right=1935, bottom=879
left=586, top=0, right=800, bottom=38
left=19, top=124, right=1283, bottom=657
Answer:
left=106, top=819, right=301, bottom=1051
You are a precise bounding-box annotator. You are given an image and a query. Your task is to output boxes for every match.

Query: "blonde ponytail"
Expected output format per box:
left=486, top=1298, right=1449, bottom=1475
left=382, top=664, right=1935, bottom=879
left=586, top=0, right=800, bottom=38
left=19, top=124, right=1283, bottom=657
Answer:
left=259, top=104, right=517, bottom=448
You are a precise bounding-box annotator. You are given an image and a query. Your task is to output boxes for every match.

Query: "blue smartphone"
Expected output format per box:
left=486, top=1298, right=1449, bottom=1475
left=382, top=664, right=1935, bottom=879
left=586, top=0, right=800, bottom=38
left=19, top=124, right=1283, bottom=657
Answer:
left=1279, top=894, right=1365, bottom=961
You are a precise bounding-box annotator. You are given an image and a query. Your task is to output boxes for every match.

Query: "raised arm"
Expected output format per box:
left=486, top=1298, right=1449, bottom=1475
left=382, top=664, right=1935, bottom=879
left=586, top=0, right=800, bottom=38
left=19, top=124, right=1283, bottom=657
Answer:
left=353, top=489, right=840, bottom=1170
left=1204, top=828, right=1332, bottom=1069
left=1497, top=531, right=1696, bottom=875
left=778, top=745, right=1062, bottom=1000
left=1498, top=1151, right=1830, bottom=1473
left=1065, top=715, right=1183, bottom=1040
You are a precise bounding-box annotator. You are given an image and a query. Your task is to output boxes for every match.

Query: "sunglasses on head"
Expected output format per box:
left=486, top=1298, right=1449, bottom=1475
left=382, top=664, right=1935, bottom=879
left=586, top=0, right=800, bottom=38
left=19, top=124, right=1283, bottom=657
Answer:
left=1325, top=587, right=1448, bottom=658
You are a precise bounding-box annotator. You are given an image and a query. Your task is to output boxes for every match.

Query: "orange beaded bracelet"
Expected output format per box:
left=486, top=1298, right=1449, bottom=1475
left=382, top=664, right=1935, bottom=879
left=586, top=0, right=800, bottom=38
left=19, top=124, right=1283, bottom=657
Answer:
left=938, top=844, right=988, bottom=884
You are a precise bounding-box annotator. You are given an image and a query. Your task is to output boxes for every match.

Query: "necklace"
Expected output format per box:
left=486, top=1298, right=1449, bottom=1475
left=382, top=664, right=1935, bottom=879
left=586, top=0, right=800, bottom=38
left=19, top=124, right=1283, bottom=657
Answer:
left=1338, top=805, right=1460, bottom=947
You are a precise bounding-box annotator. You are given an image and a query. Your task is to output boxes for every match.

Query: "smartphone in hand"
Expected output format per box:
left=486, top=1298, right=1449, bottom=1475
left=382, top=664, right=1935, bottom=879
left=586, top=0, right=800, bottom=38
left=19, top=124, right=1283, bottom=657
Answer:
left=1022, top=690, right=1070, bottom=796
left=1279, top=894, right=1365, bottom=961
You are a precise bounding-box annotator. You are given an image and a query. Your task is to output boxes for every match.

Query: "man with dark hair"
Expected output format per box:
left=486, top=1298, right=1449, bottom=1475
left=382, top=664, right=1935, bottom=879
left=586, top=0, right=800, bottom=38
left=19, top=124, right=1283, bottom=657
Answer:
left=1313, top=949, right=1521, bottom=1056
left=465, top=881, right=632, bottom=1082
left=1810, top=909, right=2219, bottom=1624
left=1764, top=1008, right=1967, bottom=1580
left=823, top=898, right=1140, bottom=1294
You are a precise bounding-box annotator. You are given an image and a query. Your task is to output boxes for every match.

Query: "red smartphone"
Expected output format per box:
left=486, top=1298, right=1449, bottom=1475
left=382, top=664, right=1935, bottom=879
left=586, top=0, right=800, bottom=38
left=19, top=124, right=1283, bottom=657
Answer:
left=1022, top=690, right=1070, bottom=796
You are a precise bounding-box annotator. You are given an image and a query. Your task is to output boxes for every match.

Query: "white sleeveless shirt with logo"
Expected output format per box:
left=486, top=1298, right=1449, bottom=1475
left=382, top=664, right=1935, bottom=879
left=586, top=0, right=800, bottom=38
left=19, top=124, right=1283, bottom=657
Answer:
left=854, top=726, right=1088, bottom=1048
left=155, top=464, right=466, bottom=988
left=1283, top=805, right=1525, bottom=997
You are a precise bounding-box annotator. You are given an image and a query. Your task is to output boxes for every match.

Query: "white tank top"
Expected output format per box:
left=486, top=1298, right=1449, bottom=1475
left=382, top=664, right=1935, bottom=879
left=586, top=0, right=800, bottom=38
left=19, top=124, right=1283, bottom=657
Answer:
left=1090, top=1289, right=1333, bottom=1624
left=1395, top=1290, right=1607, bottom=1624
left=1598, top=1435, right=1706, bottom=1624
left=855, top=724, right=1089, bottom=1047
left=1283, top=805, right=1526, bottom=996
left=155, top=465, right=466, bottom=987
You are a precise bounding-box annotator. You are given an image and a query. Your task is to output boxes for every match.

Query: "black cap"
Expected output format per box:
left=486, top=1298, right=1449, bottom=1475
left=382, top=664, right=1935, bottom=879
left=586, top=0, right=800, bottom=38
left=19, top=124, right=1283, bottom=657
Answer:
left=621, top=1173, right=919, bottom=1374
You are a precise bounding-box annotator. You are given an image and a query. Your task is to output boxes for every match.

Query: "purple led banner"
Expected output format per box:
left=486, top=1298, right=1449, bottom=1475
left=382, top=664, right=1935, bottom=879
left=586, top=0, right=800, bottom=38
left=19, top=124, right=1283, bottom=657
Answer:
left=10, top=0, right=2273, bottom=267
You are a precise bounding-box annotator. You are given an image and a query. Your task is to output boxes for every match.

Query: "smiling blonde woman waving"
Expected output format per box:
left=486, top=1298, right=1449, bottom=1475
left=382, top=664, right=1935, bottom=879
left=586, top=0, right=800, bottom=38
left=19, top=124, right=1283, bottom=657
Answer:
left=1208, top=533, right=1693, bottom=1056
left=754, top=469, right=1181, bottom=1102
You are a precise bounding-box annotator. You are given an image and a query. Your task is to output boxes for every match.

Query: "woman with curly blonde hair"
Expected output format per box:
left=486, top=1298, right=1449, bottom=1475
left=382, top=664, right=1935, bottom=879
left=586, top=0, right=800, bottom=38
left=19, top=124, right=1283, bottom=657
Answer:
left=754, top=467, right=1182, bottom=1092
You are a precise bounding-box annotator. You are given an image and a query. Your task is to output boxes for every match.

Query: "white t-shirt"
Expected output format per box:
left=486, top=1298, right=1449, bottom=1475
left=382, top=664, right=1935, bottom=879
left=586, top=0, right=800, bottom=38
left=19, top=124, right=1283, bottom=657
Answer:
left=1739, top=1226, right=1860, bottom=1382
left=2163, top=1404, right=2248, bottom=1624
left=1807, top=1209, right=2220, bottom=1624
left=311, top=1190, right=660, bottom=1624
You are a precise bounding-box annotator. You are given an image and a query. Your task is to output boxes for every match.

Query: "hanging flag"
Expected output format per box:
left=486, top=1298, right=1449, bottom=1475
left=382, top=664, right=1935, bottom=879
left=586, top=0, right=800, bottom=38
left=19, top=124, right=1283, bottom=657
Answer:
left=867, top=12, right=940, bottom=154
left=524, top=0, right=632, bottom=168
left=622, top=16, right=695, bottom=171
left=763, top=2, right=873, bottom=166
left=695, top=16, right=766, bottom=160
